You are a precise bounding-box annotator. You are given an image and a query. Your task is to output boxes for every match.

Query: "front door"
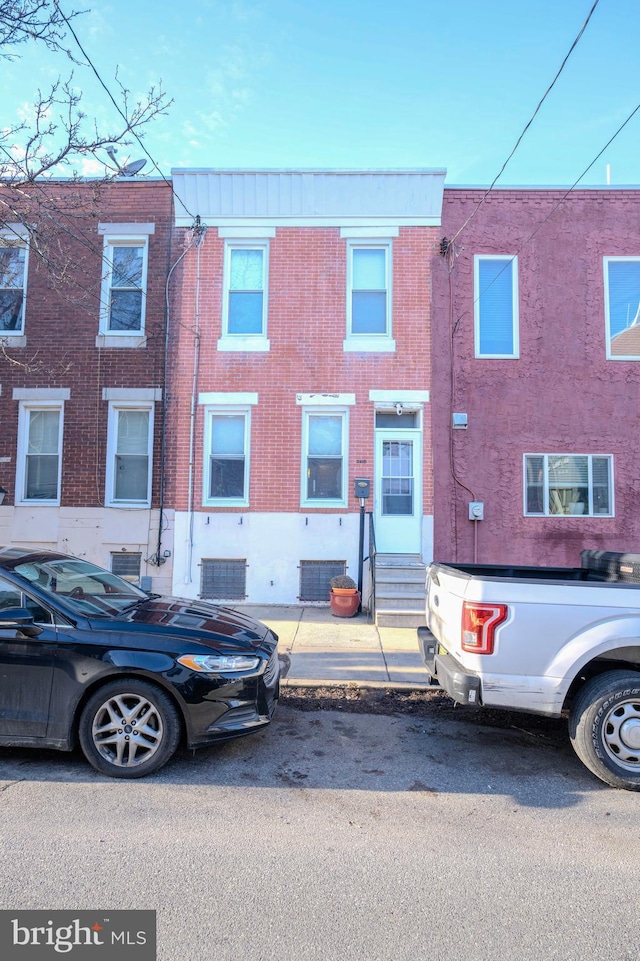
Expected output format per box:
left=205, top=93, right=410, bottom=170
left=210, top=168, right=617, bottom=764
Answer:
left=374, top=427, right=422, bottom=554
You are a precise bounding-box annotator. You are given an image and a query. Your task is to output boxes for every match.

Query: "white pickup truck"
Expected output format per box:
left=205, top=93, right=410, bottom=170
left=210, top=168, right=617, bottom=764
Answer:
left=417, top=553, right=640, bottom=790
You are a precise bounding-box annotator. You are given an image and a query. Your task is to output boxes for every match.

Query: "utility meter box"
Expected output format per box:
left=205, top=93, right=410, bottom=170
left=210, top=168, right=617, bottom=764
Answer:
left=354, top=478, right=371, bottom=499
left=469, top=502, right=484, bottom=521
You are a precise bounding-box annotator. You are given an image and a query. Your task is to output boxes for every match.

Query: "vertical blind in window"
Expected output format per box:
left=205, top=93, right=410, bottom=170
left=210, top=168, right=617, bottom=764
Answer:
left=477, top=258, right=515, bottom=356
left=525, top=454, right=612, bottom=517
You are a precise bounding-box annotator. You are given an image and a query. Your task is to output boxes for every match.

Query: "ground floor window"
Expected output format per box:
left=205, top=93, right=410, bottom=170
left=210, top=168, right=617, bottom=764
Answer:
left=524, top=454, right=613, bottom=516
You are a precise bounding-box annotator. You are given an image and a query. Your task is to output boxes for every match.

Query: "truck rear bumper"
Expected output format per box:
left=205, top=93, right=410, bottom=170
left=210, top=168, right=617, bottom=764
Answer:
left=417, top=626, right=481, bottom=707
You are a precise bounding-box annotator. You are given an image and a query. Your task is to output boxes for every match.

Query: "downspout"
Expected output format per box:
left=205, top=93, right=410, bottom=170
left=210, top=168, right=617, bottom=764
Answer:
left=185, top=218, right=207, bottom=584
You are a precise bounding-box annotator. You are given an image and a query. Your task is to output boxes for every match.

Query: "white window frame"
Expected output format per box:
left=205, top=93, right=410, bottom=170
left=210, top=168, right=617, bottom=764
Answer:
left=0, top=227, right=29, bottom=338
left=219, top=241, right=270, bottom=352
left=344, top=240, right=394, bottom=352
left=523, top=453, right=614, bottom=518
left=474, top=255, right=519, bottom=359
left=301, top=407, right=348, bottom=509
left=203, top=406, right=252, bottom=507
left=604, top=256, right=640, bottom=360
left=15, top=400, right=64, bottom=506
left=99, top=235, right=149, bottom=341
left=105, top=401, right=155, bottom=508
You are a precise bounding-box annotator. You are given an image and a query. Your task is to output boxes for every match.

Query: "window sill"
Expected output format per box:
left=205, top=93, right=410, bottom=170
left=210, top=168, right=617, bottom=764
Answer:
left=301, top=500, right=348, bottom=510
left=343, top=337, right=395, bottom=353
left=96, top=334, right=147, bottom=349
left=217, top=336, right=270, bottom=353
left=203, top=500, right=250, bottom=509
left=106, top=502, right=152, bottom=510
left=0, top=334, right=26, bottom=346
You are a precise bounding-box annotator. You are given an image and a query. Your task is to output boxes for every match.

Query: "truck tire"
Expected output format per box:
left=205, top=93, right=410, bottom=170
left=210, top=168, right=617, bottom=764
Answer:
left=568, top=670, right=640, bottom=790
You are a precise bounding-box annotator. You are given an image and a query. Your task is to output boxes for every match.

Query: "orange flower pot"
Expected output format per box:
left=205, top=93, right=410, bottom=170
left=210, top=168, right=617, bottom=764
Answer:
left=330, top=589, right=360, bottom=617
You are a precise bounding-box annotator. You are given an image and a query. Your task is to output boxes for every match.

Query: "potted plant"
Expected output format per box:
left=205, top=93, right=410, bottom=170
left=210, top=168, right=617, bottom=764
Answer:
left=329, top=574, right=360, bottom=617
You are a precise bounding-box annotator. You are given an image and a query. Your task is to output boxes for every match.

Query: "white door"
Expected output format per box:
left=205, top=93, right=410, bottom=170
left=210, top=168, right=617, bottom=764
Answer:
left=374, top=428, right=422, bottom=554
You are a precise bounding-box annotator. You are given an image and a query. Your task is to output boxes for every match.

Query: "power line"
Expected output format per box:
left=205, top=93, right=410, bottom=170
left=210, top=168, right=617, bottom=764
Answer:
left=449, top=0, right=601, bottom=245
left=52, top=0, right=199, bottom=223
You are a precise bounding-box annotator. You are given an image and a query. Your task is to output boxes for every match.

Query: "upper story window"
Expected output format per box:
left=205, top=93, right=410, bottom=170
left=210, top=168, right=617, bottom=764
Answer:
left=474, top=255, right=519, bottom=358
left=345, top=242, right=394, bottom=351
left=604, top=257, right=640, bottom=359
left=15, top=400, right=64, bottom=506
left=0, top=234, right=28, bottom=336
left=219, top=242, right=270, bottom=352
left=105, top=402, right=154, bottom=508
left=101, top=238, right=148, bottom=334
left=301, top=409, right=348, bottom=508
left=524, top=454, right=613, bottom=517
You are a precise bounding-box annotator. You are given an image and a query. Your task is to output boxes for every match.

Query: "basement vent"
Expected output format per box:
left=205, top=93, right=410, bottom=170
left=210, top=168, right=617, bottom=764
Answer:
left=110, top=552, right=142, bottom=584
left=299, top=559, right=346, bottom=602
left=201, top=558, right=247, bottom=600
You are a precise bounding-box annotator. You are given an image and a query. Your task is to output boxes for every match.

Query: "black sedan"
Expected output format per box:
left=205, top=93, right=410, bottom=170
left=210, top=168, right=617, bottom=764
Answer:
left=0, top=547, right=279, bottom=778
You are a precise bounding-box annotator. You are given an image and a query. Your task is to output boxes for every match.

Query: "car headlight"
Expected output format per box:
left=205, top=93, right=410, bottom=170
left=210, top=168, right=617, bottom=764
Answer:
left=177, top=654, right=261, bottom=673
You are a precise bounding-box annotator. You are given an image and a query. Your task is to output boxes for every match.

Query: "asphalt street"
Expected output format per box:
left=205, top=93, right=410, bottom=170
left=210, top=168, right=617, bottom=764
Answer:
left=1, top=702, right=638, bottom=961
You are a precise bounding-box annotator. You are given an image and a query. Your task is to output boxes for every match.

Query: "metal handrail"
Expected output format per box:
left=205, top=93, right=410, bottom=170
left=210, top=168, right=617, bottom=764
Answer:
left=363, top=511, right=376, bottom=621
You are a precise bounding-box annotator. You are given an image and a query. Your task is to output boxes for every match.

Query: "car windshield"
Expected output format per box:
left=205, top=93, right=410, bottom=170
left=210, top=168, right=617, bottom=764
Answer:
left=13, top=556, right=148, bottom=618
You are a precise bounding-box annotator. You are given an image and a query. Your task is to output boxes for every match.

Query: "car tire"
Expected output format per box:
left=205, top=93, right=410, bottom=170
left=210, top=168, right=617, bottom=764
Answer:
left=79, top=679, right=181, bottom=779
left=568, top=670, right=640, bottom=790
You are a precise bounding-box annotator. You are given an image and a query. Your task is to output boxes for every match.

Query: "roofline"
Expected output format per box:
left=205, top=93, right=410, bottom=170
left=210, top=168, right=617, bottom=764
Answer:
left=171, top=167, right=448, bottom=176
left=445, top=183, right=640, bottom=191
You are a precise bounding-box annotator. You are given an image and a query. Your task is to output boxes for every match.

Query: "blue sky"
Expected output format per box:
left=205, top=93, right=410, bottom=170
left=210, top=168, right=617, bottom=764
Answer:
left=3, top=0, right=639, bottom=185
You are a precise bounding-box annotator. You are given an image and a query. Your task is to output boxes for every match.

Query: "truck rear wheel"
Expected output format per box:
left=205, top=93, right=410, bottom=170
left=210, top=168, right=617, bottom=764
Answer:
left=568, top=670, right=640, bottom=790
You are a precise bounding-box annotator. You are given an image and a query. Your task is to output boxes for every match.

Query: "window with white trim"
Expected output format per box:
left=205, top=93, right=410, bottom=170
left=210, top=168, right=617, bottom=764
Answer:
left=16, top=402, right=63, bottom=505
left=220, top=242, right=269, bottom=350
left=474, top=255, right=519, bottom=358
left=106, top=403, right=154, bottom=507
left=100, top=237, right=148, bottom=335
left=204, top=408, right=251, bottom=506
left=524, top=454, right=613, bottom=517
left=302, top=409, right=347, bottom=507
left=347, top=242, right=391, bottom=340
left=0, top=237, right=28, bottom=335
left=604, top=257, right=640, bottom=359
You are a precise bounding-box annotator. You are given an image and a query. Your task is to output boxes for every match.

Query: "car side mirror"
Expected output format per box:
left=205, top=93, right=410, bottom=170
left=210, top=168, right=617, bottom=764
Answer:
left=0, top=607, right=43, bottom=637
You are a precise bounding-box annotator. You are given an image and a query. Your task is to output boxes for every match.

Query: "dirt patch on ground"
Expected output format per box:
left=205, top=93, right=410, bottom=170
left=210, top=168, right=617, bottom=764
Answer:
left=280, top=684, right=567, bottom=744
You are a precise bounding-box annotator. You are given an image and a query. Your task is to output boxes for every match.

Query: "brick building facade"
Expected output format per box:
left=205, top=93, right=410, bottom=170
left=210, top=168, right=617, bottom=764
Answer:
left=166, top=169, right=444, bottom=612
left=0, top=178, right=175, bottom=593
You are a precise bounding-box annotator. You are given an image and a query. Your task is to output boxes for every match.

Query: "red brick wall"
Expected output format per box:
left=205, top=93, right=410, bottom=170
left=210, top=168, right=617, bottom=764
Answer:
left=166, top=225, right=439, bottom=515
left=0, top=180, right=172, bottom=507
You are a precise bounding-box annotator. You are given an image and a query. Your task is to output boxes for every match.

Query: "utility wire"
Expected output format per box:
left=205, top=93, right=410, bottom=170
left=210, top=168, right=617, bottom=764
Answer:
left=449, top=0, right=601, bottom=246
left=52, top=0, right=199, bottom=224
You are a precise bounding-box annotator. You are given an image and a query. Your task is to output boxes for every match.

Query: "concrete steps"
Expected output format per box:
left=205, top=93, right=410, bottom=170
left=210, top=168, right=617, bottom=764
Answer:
left=373, top=553, right=427, bottom=628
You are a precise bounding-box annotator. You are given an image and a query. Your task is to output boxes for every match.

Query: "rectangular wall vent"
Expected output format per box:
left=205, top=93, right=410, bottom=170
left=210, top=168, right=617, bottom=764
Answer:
left=110, top=552, right=142, bottom=584
left=201, top=558, right=247, bottom=600
left=299, top=559, right=346, bottom=601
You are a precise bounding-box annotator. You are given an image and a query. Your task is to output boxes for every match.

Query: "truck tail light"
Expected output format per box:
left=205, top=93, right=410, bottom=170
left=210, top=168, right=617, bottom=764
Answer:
left=462, top=602, right=508, bottom=654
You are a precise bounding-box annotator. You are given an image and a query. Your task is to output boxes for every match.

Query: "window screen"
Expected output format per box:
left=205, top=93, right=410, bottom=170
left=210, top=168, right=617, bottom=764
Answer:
left=299, top=560, right=346, bottom=601
left=201, top=559, right=247, bottom=600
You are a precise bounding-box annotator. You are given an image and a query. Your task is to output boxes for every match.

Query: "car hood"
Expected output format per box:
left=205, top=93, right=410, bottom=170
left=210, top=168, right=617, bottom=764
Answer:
left=103, top=596, right=272, bottom=652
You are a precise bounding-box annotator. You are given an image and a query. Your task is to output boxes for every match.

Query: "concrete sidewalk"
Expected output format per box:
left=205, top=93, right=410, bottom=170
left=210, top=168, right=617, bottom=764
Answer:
left=236, top=604, right=430, bottom=690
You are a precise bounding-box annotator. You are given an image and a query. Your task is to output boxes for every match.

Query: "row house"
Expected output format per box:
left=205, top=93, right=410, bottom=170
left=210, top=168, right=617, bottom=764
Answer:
left=432, top=186, right=640, bottom=567
left=0, top=179, right=175, bottom=594
left=166, top=169, right=445, bottom=621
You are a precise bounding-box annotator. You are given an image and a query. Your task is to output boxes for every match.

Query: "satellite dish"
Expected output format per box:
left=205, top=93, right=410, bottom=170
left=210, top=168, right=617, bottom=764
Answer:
left=105, top=146, right=146, bottom=177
